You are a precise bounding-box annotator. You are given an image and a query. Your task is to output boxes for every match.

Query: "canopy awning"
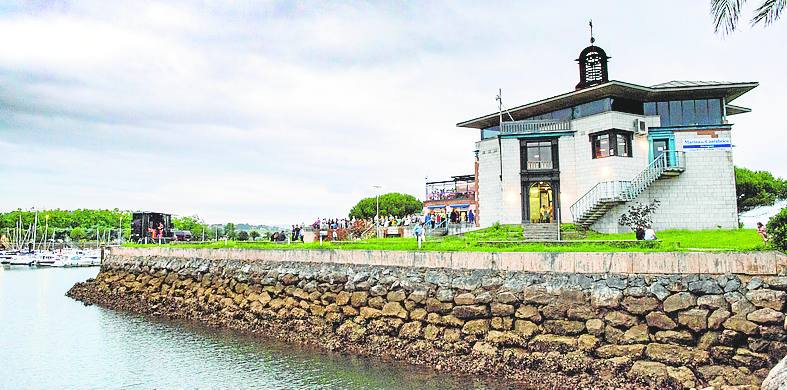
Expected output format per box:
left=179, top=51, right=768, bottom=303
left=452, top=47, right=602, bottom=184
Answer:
left=450, top=204, right=470, bottom=208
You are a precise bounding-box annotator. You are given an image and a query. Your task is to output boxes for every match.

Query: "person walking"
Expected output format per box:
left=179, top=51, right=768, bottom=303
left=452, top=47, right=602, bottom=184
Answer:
left=413, top=222, right=425, bottom=250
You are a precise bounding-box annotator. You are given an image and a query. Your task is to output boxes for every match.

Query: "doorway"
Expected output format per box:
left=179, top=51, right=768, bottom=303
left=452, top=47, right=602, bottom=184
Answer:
left=652, top=138, right=669, bottom=164
left=528, top=182, right=554, bottom=223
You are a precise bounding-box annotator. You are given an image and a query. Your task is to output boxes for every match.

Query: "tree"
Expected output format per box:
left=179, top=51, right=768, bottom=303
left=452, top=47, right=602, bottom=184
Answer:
left=767, top=206, right=787, bottom=251
left=712, top=0, right=785, bottom=33
left=735, top=167, right=787, bottom=213
left=249, top=230, right=260, bottom=241
left=223, top=223, right=237, bottom=240
left=69, top=227, right=86, bottom=241
left=348, top=192, right=423, bottom=220
left=173, top=215, right=209, bottom=239
left=237, top=231, right=249, bottom=241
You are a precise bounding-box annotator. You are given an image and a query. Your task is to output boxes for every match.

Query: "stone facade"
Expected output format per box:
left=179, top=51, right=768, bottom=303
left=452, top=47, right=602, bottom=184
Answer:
left=67, top=248, right=787, bottom=389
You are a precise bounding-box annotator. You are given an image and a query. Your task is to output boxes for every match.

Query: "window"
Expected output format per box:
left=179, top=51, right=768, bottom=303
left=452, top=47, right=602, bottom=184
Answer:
left=646, top=99, right=724, bottom=127
left=591, top=130, right=632, bottom=159
left=525, top=141, right=555, bottom=170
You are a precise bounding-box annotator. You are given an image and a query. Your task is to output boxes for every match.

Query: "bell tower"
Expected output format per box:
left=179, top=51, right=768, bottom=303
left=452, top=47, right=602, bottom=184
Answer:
left=575, top=20, right=610, bottom=90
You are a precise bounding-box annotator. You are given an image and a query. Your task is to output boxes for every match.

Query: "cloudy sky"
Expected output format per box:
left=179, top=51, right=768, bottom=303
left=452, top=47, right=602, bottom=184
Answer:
left=1, top=1, right=785, bottom=225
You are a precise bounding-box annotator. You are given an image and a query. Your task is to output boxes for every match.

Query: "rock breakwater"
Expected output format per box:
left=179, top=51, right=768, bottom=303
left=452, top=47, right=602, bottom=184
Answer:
left=67, top=249, right=787, bottom=389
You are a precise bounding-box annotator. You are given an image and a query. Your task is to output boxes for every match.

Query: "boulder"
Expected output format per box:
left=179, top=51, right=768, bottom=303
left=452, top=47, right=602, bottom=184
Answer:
left=697, top=294, right=728, bottom=310
left=723, top=315, right=759, bottom=335
left=407, top=289, right=427, bottom=303
left=627, top=361, right=669, bottom=381
left=514, top=305, right=542, bottom=322
left=688, top=279, right=723, bottom=294
left=423, top=324, right=442, bottom=341
left=654, top=330, right=694, bottom=345
left=485, top=330, right=525, bottom=347
left=462, top=319, right=489, bottom=335
left=596, top=344, right=645, bottom=358
left=590, top=284, right=622, bottom=308
left=521, top=285, right=553, bottom=305
left=496, top=291, right=518, bottom=304
left=732, top=348, right=770, bottom=369
left=386, top=290, right=407, bottom=302
left=604, top=311, right=638, bottom=328
left=369, top=285, right=387, bottom=297
left=490, top=303, right=515, bottom=317
left=382, top=302, right=407, bottom=318
left=620, top=324, right=650, bottom=344
left=528, top=334, right=577, bottom=353
left=398, top=321, right=423, bottom=339
left=513, top=320, right=540, bottom=339
left=566, top=305, right=595, bottom=321
left=451, top=305, right=488, bottom=319
left=747, top=307, right=785, bottom=324
left=645, top=312, right=677, bottom=330
left=645, top=343, right=710, bottom=366
left=622, top=296, right=660, bottom=314
left=454, top=292, right=475, bottom=305
left=425, top=298, right=451, bottom=314
left=471, top=341, right=497, bottom=356
left=708, top=308, right=732, bottom=330
left=440, top=315, right=465, bottom=327
left=666, top=366, right=697, bottom=389
left=719, top=329, right=746, bottom=347
left=663, top=292, right=696, bottom=313
left=350, top=291, right=368, bottom=307
left=410, top=308, right=427, bottom=321
left=746, top=289, right=786, bottom=311
left=677, top=308, right=709, bottom=332
left=577, top=334, right=598, bottom=352
left=586, top=318, right=605, bottom=335
left=541, top=320, right=585, bottom=336
left=762, top=355, right=787, bottom=390
left=697, top=364, right=759, bottom=387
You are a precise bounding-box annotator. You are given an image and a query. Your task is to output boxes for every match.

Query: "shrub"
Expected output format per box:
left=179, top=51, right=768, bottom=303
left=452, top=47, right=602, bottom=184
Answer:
left=767, top=207, right=787, bottom=251
left=618, top=200, right=661, bottom=231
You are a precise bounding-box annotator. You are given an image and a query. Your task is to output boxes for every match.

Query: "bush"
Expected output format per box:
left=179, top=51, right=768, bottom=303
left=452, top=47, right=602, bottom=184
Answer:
left=767, top=207, right=787, bottom=251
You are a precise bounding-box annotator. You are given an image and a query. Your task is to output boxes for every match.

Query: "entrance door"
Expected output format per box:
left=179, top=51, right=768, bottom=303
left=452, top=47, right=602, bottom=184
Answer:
left=528, top=182, right=554, bottom=223
left=652, top=139, right=669, bottom=164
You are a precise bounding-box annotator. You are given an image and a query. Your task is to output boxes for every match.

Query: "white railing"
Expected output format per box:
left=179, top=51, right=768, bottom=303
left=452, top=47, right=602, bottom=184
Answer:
left=570, top=151, right=686, bottom=224
left=526, top=160, right=554, bottom=170
left=500, top=119, right=572, bottom=135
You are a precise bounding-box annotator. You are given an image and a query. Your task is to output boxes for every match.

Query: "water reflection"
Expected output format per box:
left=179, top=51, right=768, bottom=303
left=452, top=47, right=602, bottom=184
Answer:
left=0, top=267, right=508, bottom=389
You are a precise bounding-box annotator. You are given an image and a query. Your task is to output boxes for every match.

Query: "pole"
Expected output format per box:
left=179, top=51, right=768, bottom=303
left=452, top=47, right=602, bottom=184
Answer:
left=44, top=215, right=48, bottom=251
left=497, top=88, right=504, bottom=182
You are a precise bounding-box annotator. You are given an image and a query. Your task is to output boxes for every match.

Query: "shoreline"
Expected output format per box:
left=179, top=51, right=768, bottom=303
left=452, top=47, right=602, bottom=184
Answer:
left=67, top=274, right=674, bottom=390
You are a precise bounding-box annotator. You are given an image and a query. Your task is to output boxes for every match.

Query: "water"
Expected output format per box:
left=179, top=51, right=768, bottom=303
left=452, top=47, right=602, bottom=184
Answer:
left=0, top=267, right=505, bottom=390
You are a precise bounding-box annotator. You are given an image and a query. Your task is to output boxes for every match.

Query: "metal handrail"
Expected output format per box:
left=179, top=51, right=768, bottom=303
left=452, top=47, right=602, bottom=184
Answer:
left=570, top=151, right=686, bottom=224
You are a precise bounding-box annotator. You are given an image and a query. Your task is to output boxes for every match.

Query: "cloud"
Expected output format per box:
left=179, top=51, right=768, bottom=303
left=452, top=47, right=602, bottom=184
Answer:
left=0, top=1, right=785, bottom=224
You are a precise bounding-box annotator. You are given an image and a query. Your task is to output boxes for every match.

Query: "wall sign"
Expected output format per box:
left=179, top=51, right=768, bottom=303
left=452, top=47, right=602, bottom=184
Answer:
left=682, top=138, right=732, bottom=150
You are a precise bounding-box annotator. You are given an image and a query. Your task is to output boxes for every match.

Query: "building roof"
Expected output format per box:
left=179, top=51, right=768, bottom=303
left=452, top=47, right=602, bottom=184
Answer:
left=457, top=80, right=758, bottom=129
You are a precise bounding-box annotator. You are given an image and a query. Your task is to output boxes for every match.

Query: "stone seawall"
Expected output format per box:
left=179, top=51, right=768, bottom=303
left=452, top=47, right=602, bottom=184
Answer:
left=68, top=248, right=787, bottom=389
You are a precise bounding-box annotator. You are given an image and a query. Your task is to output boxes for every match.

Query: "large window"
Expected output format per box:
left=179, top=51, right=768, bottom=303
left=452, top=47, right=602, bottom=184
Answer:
left=525, top=141, right=554, bottom=170
left=643, top=99, right=723, bottom=127
left=591, top=130, right=632, bottom=159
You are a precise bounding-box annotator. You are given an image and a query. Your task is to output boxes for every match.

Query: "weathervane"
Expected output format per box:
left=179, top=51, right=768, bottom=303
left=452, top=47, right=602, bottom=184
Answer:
left=589, top=19, right=595, bottom=45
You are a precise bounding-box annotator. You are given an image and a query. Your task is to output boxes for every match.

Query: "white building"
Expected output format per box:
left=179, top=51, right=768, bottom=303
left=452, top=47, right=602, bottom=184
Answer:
left=457, top=43, right=757, bottom=237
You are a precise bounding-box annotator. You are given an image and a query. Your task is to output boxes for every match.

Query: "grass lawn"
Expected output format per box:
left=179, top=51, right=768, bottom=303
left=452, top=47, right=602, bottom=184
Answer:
left=124, top=224, right=770, bottom=253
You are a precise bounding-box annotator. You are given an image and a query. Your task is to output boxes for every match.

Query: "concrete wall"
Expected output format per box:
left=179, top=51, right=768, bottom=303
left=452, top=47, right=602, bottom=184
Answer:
left=476, top=137, right=521, bottom=227
left=69, top=247, right=787, bottom=389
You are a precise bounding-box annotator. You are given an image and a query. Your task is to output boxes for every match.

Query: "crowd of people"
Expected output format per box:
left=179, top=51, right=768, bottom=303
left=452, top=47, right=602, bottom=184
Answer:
left=425, top=190, right=475, bottom=201
left=423, top=209, right=475, bottom=227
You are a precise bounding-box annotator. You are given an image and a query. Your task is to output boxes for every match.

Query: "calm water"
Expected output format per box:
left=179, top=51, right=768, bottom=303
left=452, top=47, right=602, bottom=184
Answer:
left=0, top=267, right=506, bottom=390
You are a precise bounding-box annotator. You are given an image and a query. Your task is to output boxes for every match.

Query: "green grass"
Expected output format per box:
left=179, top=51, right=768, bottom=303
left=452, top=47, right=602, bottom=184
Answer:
left=124, top=225, right=770, bottom=253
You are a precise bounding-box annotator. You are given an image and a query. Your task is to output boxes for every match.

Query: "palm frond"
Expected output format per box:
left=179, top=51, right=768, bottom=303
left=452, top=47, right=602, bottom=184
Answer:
left=711, top=0, right=747, bottom=33
left=751, top=0, right=786, bottom=26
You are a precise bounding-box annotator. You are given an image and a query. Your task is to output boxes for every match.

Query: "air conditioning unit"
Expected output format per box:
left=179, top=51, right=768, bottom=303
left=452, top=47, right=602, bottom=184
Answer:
left=633, top=118, right=648, bottom=135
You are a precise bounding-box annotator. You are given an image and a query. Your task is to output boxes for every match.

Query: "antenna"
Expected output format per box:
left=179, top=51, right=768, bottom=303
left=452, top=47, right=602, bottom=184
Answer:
left=589, top=19, right=595, bottom=45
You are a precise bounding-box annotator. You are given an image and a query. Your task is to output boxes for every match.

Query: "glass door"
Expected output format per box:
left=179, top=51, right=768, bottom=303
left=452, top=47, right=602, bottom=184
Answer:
left=652, top=139, right=669, bottom=165
left=528, top=182, right=554, bottom=223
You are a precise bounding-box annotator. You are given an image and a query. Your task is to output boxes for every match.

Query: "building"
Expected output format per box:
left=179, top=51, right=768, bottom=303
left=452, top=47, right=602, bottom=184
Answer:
left=423, top=174, right=479, bottom=224
left=457, top=41, right=757, bottom=237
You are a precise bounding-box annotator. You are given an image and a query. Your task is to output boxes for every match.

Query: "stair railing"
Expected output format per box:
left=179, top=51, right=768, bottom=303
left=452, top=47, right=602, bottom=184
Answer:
left=570, top=150, right=686, bottom=225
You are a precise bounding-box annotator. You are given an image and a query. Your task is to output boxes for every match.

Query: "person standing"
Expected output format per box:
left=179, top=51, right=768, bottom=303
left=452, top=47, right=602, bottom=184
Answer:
left=468, top=210, right=475, bottom=225
left=413, top=222, right=425, bottom=250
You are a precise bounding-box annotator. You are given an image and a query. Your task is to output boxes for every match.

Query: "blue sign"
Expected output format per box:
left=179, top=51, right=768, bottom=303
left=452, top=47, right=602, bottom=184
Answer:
left=682, top=138, right=732, bottom=150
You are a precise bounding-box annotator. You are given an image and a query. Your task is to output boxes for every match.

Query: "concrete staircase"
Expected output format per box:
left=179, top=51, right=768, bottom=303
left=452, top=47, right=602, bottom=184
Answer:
left=522, top=223, right=559, bottom=241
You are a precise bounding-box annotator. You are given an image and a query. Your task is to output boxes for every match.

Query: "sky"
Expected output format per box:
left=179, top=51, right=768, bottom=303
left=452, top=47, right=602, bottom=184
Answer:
left=1, top=1, right=786, bottom=225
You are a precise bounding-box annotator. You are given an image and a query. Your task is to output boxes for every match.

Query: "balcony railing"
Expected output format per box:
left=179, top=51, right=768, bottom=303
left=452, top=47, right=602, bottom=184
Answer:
left=500, top=119, right=572, bottom=135
left=526, top=160, right=553, bottom=170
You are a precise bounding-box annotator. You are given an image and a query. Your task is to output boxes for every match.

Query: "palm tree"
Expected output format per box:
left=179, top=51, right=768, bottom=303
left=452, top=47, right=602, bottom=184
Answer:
left=712, top=0, right=785, bottom=33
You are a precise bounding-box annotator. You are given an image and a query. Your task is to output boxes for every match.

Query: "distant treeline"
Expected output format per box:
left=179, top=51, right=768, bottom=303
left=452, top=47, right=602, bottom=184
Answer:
left=0, top=209, right=131, bottom=241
